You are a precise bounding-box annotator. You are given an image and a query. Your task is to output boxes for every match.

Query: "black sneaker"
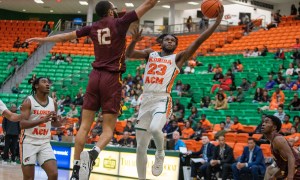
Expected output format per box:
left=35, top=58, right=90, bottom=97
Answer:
left=70, top=165, right=80, bottom=180
left=79, top=151, right=96, bottom=180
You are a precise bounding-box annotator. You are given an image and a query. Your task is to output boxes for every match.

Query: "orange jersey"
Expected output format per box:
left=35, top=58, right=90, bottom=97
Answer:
left=230, top=123, right=244, bottom=131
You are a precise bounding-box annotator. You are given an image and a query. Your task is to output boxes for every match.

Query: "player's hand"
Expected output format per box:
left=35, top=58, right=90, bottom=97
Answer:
left=131, top=27, right=143, bottom=42
left=41, top=112, right=56, bottom=123
left=26, top=37, right=44, bottom=44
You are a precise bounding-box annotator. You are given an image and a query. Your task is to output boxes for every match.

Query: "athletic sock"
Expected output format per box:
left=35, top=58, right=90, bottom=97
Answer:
left=73, top=160, right=81, bottom=166
left=89, top=146, right=101, bottom=160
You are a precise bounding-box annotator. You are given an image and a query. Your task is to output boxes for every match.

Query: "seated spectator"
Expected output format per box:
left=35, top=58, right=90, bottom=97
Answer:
left=261, top=90, right=270, bottom=103
left=65, top=53, right=73, bottom=64
left=180, top=84, right=193, bottom=99
left=266, top=11, right=281, bottom=30
left=213, top=64, right=222, bottom=73
left=277, top=64, right=285, bottom=74
left=192, top=122, right=206, bottom=141
left=270, top=88, right=285, bottom=110
left=13, top=37, right=21, bottom=48
left=293, top=38, right=300, bottom=48
left=124, top=120, right=135, bottom=136
left=207, top=64, right=213, bottom=73
left=292, top=4, right=297, bottom=15
left=200, top=96, right=212, bottom=108
left=274, top=48, right=285, bottom=60
left=42, top=21, right=51, bottom=34
left=56, top=52, right=65, bottom=64
left=286, top=126, right=300, bottom=144
left=250, top=47, right=260, bottom=57
left=84, top=37, right=92, bottom=44
left=50, top=52, right=57, bottom=61
left=57, top=95, right=65, bottom=106
left=67, top=104, right=78, bottom=118
left=260, top=45, right=268, bottom=56
left=253, top=88, right=263, bottom=103
left=212, top=69, right=224, bottom=82
left=274, top=72, right=285, bottom=86
left=189, top=106, right=199, bottom=127
left=118, top=131, right=134, bottom=147
left=199, top=114, right=212, bottom=130
left=205, top=136, right=234, bottom=180
left=265, top=75, right=276, bottom=90
left=211, top=74, right=232, bottom=93
left=230, top=116, right=244, bottom=132
left=57, top=105, right=66, bottom=116
left=93, top=119, right=103, bottom=135
left=214, top=122, right=227, bottom=140
left=173, top=131, right=186, bottom=150
left=253, top=114, right=266, bottom=134
left=281, top=115, right=293, bottom=134
left=66, top=127, right=74, bottom=136
left=214, top=93, right=228, bottom=110
left=87, top=129, right=99, bottom=144
left=224, top=116, right=234, bottom=131
left=236, top=59, right=243, bottom=72
left=187, top=136, right=215, bottom=179
left=164, top=120, right=180, bottom=139
left=28, top=74, right=36, bottom=85
left=184, top=61, right=195, bottom=74
left=130, top=95, right=139, bottom=108
left=73, top=93, right=83, bottom=106
left=181, top=121, right=194, bottom=139
left=62, top=95, right=72, bottom=106
left=7, top=57, right=18, bottom=70
left=11, top=83, right=22, bottom=94
left=240, top=78, right=250, bottom=91
left=175, top=80, right=183, bottom=93
left=273, top=104, right=286, bottom=122
left=232, top=62, right=238, bottom=73
left=227, top=91, right=234, bottom=103
left=243, top=49, right=251, bottom=57
left=285, top=63, right=295, bottom=76
left=136, top=61, right=146, bottom=72
left=288, top=93, right=300, bottom=111
left=232, top=87, right=245, bottom=102
left=231, top=138, right=266, bottom=180
left=293, top=116, right=300, bottom=132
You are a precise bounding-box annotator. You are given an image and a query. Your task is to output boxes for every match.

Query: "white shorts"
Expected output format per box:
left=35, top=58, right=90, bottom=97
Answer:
left=20, top=142, right=56, bottom=166
left=135, top=93, right=172, bottom=131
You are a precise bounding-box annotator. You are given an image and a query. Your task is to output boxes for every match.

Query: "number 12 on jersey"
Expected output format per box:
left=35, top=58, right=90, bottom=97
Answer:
left=97, top=28, right=111, bottom=45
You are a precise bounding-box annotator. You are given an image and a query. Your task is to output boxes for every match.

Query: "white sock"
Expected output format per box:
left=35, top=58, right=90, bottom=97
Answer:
left=92, top=146, right=101, bottom=153
left=136, top=130, right=152, bottom=179
left=74, top=160, right=80, bottom=166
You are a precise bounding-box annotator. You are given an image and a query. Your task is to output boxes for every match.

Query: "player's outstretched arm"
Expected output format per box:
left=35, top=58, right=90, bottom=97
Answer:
left=273, top=136, right=296, bottom=179
left=26, top=31, right=77, bottom=44
left=0, top=100, right=21, bottom=122
left=176, top=6, right=224, bottom=68
left=135, top=0, right=158, bottom=19
left=126, top=27, right=153, bottom=59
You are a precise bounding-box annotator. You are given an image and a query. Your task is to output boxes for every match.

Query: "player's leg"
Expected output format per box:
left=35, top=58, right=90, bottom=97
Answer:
left=41, top=160, right=58, bottom=180
left=21, top=143, right=37, bottom=180
left=22, top=165, right=35, bottom=180
left=38, top=143, right=58, bottom=180
left=136, top=130, right=152, bottom=180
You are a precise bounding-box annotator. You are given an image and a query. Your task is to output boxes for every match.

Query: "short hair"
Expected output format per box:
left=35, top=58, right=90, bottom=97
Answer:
left=248, top=138, right=255, bottom=142
left=220, top=121, right=225, bottom=125
left=95, top=1, right=113, bottom=18
left=278, top=104, right=284, bottom=109
left=266, top=115, right=282, bottom=132
left=285, top=114, right=290, bottom=119
left=226, top=115, right=231, bottom=118
left=201, top=114, right=206, bottom=117
left=156, top=34, right=178, bottom=45
left=218, top=135, right=225, bottom=139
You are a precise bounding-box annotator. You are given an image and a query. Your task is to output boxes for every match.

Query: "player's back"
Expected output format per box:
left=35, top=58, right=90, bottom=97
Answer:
left=21, top=95, right=55, bottom=145
left=143, top=51, right=180, bottom=94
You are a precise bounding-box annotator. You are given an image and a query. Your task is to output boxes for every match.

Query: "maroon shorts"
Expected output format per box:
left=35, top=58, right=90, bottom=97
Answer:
left=83, top=69, right=122, bottom=114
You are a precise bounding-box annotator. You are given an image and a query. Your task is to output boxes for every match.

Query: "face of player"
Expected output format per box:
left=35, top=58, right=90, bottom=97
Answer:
left=161, top=35, right=177, bottom=53
left=36, top=78, right=50, bottom=94
left=261, top=117, right=276, bottom=134
left=108, top=2, right=118, bottom=18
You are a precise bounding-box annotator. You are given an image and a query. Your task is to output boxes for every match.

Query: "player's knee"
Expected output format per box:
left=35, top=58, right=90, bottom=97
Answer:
left=47, top=170, right=58, bottom=179
left=23, top=174, right=34, bottom=180
left=149, top=127, right=161, bottom=135
left=136, top=144, right=147, bottom=154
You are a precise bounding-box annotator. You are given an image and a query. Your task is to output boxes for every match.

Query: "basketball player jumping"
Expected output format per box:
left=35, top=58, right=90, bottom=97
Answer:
left=125, top=6, right=224, bottom=179
left=0, top=99, right=21, bottom=122
left=19, top=77, right=65, bottom=180
left=27, top=1, right=158, bottom=179
left=261, top=115, right=300, bottom=180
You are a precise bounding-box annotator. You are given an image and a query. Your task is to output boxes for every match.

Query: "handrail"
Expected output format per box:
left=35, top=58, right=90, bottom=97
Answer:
left=54, top=19, right=62, bottom=32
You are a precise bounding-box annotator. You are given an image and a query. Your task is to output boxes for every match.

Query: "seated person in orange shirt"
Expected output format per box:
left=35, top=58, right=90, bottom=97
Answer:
left=212, top=64, right=222, bottom=73
left=181, top=121, right=195, bottom=139
left=286, top=126, right=300, bottom=144
left=269, top=88, right=285, bottom=110
left=199, top=114, right=212, bottom=130
left=281, top=114, right=293, bottom=134
left=118, top=131, right=134, bottom=147
left=236, top=60, right=243, bottom=72
left=230, top=116, right=244, bottom=133
left=87, top=129, right=100, bottom=145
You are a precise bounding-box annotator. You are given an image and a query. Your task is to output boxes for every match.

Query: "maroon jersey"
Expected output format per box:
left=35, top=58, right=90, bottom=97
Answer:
left=271, top=133, right=300, bottom=178
left=76, top=11, right=138, bottom=73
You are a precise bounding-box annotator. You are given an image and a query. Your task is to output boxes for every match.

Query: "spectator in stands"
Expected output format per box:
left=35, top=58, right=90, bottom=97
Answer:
left=266, top=11, right=281, bottom=30
left=253, top=88, right=263, bottom=103
left=206, top=136, right=234, bottom=180
left=184, top=61, right=196, bottom=75
left=277, top=64, right=285, bottom=74
left=287, top=126, right=300, bottom=144
left=243, top=49, right=251, bottom=57
left=214, top=93, right=228, bottom=110
left=121, top=100, right=128, bottom=111
left=186, top=16, right=192, bottom=32
left=227, top=91, right=235, bottom=103
left=7, top=57, right=18, bottom=70
left=192, top=122, right=206, bottom=141
left=73, top=93, right=83, bottom=106
left=286, top=63, right=295, bottom=76
left=175, top=80, right=183, bottom=93
left=294, top=38, right=300, bottom=49
left=261, top=89, right=270, bottom=102
left=93, top=119, right=103, bottom=136
left=188, top=136, right=215, bottom=180
left=130, top=95, right=139, bottom=108
left=180, top=84, right=194, bottom=100
left=164, top=120, right=180, bottom=139
left=42, top=21, right=51, bottom=34
left=199, top=114, right=212, bottom=130
left=118, top=131, right=134, bottom=147
left=224, top=116, right=233, bottom=131
left=212, top=69, right=224, bottom=82
left=231, top=138, right=265, bottom=180
left=230, top=116, right=244, bottom=133
left=260, top=45, right=268, bottom=56
left=56, top=52, right=65, bottom=65
left=87, top=129, right=99, bottom=144
left=281, top=115, right=293, bottom=134
left=233, top=87, right=245, bottom=102
left=253, top=114, right=266, bottom=134
left=57, top=105, right=66, bottom=116
left=227, top=69, right=235, bottom=82
left=189, top=106, right=199, bottom=126
left=62, top=95, right=72, bottom=106
left=214, top=122, right=227, bottom=140
left=65, top=53, right=73, bottom=64
left=2, top=104, right=20, bottom=164
left=213, top=64, right=222, bottom=73
left=57, top=95, right=65, bottom=106
left=207, top=64, right=213, bottom=73
left=236, top=60, right=243, bottom=72
left=240, top=78, right=250, bottom=91
left=200, top=96, right=212, bottom=109
left=21, top=41, right=29, bottom=49
left=66, top=127, right=74, bottom=136
left=292, top=4, right=298, bottom=15
left=288, top=93, right=300, bottom=111
left=67, top=104, right=78, bottom=118
left=124, top=120, right=135, bottom=136
left=181, top=121, right=194, bottom=139
left=232, top=62, right=238, bottom=73
left=83, top=37, right=92, bottom=44
left=11, top=83, right=22, bottom=94
left=265, top=75, right=276, bottom=90
left=173, top=131, right=186, bottom=150
left=50, top=52, right=57, bottom=61
left=294, top=116, right=300, bottom=132
left=273, top=104, right=286, bottom=123
left=211, top=74, right=232, bottom=93
left=274, top=48, right=285, bottom=60
left=13, top=37, right=21, bottom=48
left=269, top=88, right=285, bottom=110
left=274, top=72, right=285, bottom=86
left=173, top=106, right=183, bottom=121
left=250, top=47, right=260, bottom=57
left=50, top=91, right=57, bottom=102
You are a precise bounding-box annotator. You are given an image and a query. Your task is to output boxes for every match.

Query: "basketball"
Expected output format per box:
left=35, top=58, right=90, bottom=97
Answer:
left=201, top=0, right=222, bottom=18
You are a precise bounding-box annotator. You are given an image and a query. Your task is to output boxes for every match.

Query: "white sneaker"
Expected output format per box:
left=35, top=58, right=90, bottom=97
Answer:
left=151, top=153, right=165, bottom=176
left=2, top=161, right=8, bottom=165
left=79, top=151, right=95, bottom=180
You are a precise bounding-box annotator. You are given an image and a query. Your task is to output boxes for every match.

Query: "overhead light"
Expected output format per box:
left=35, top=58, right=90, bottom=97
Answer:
left=77, top=11, right=81, bottom=13
left=188, top=2, right=199, bottom=5
left=125, top=3, right=134, bottom=7
left=79, top=1, right=88, bottom=5
left=162, top=5, right=170, bottom=8
left=22, top=9, right=26, bottom=12
left=34, top=0, right=44, bottom=4
left=50, top=10, right=54, bottom=12
left=158, top=1, right=160, bottom=2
